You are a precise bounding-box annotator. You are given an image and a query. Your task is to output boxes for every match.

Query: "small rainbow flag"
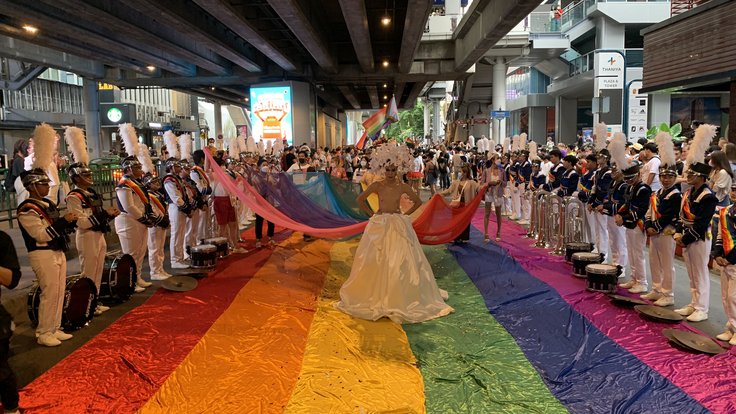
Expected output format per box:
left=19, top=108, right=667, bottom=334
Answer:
left=363, top=107, right=386, bottom=141
left=355, top=131, right=368, bottom=150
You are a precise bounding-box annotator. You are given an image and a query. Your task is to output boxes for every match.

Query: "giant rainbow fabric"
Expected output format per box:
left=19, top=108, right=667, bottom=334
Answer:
left=18, top=213, right=736, bottom=413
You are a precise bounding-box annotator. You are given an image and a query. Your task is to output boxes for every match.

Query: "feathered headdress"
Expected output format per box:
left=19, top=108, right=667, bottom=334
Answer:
left=655, top=131, right=676, bottom=167
left=528, top=141, right=539, bottom=161
left=608, top=132, right=630, bottom=171
left=511, top=135, right=520, bottom=152
left=137, top=143, right=155, bottom=174
left=228, top=136, right=240, bottom=159
left=594, top=122, right=608, bottom=151
left=369, top=142, right=414, bottom=174
left=272, top=138, right=284, bottom=156
left=519, top=133, right=528, bottom=152
left=488, top=139, right=497, bottom=153
left=246, top=136, right=257, bottom=154
left=266, top=140, right=273, bottom=155
left=686, top=124, right=717, bottom=166
left=119, top=123, right=139, bottom=158
left=503, top=137, right=510, bottom=154
left=256, top=140, right=265, bottom=156
left=32, top=123, right=56, bottom=170
left=163, top=130, right=179, bottom=160
left=236, top=133, right=247, bottom=154
left=179, top=134, right=192, bottom=161
left=64, top=126, right=89, bottom=165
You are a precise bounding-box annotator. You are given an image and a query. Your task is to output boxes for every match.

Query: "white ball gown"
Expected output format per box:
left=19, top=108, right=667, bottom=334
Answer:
left=336, top=213, right=454, bottom=324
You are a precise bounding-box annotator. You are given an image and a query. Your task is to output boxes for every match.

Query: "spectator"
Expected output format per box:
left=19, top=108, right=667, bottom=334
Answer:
left=4, top=139, right=28, bottom=192
left=0, top=231, right=21, bottom=414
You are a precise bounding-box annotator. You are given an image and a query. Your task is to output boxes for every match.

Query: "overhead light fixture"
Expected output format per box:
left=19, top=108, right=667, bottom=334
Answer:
left=22, top=24, right=38, bottom=34
left=146, top=65, right=156, bottom=72
left=383, top=83, right=388, bottom=88
left=381, top=15, right=391, bottom=26
left=383, top=104, right=387, bottom=108
left=245, top=97, right=249, bottom=102
left=383, top=95, right=388, bottom=100
left=210, top=87, right=215, bottom=91
left=382, top=60, right=389, bottom=68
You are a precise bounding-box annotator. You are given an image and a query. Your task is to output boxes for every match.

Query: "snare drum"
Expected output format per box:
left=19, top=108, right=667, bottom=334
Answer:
left=585, top=264, right=622, bottom=293
left=191, top=244, right=217, bottom=268
left=203, top=237, right=229, bottom=258
left=565, top=242, right=594, bottom=263
left=571, top=252, right=604, bottom=278
left=28, top=275, right=97, bottom=331
left=99, top=254, right=137, bottom=303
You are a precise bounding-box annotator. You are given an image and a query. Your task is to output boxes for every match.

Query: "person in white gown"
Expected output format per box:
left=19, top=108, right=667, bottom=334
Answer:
left=336, top=143, right=454, bottom=324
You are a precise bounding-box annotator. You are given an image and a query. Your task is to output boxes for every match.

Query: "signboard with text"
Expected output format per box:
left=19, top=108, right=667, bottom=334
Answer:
left=594, top=51, right=624, bottom=133
left=250, top=86, right=293, bottom=145
left=628, top=81, right=648, bottom=141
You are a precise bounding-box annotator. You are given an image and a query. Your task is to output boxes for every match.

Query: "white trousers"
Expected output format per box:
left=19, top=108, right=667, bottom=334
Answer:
left=168, top=204, right=187, bottom=263
left=115, top=215, right=148, bottom=281
left=583, top=208, right=596, bottom=246
left=198, top=205, right=212, bottom=241
left=519, top=184, right=530, bottom=220
left=75, top=229, right=106, bottom=292
left=147, top=226, right=167, bottom=276
left=186, top=208, right=202, bottom=248
left=607, top=216, right=628, bottom=271
left=719, top=264, right=736, bottom=333
left=649, top=233, right=676, bottom=297
left=30, top=250, right=66, bottom=336
left=594, top=212, right=610, bottom=260
left=625, top=227, right=647, bottom=286
left=682, top=239, right=711, bottom=312
left=511, top=185, right=521, bottom=219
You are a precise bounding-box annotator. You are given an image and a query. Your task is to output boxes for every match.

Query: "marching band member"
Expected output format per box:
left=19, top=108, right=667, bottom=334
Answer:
left=578, top=154, right=597, bottom=244
left=64, top=126, right=119, bottom=315
left=712, top=182, right=736, bottom=345
left=530, top=159, right=546, bottom=190
left=615, top=155, right=652, bottom=294
left=163, top=131, right=191, bottom=269
left=590, top=149, right=612, bottom=259
left=601, top=134, right=630, bottom=280
left=557, top=155, right=579, bottom=197
left=542, top=149, right=564, bottom=192
left=191, top=149, right=213, bottom=241
left=179, top=134, right=202, bottom=250
left=518, top=148, right=532, bottom=225
left=674, top=125, right=719, bottom=322
left=17, top=124, right=78, bottom=347
left=138, top=144, right=172, bottom=281
left=509, top=136, right=521, bottom=221
left=115, top=124, right=154, bottom=291
left=643, top=132, right=681, bottom=306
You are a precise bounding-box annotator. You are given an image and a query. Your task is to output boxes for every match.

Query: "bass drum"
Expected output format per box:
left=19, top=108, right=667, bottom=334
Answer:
left=99, top=253, right=137, bottom=303
left=28, top=275, right=97, bottom=331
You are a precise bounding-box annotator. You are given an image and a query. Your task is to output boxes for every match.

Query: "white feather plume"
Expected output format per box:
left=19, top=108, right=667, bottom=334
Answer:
left=236, top=134, right=247, bottom=154
left=655, top=131, right=676, bottom=168
left=272, top=138, right=284, bottom=156
left=179, top=134, right=192, bottom=161
left=163, top=131, right=179, bottom=160
left=686, top=124, right=717, bottom=165
left=266, top=140, right=273, bottom=155
left=119, top=123, right=139, bottom=158
left=137, top=143, right=155, bottom=174
left=228, top=136, right=239, bottom=159
left=608, top=132, right=630, bottom=171
left=511, top=135, right=520, bottom=152
left=502, top=137, right=510, bottom=154
left=32, top=123, right=56, bottom=170
left=246, top=136, right=257, bottom=153
left=488, top=139, right=497, bottom=152
left=63, top=126, right=89, bottom=165
left=594, top=122, right=608, bottom=151
left=519, top=133, right=527, bottom=151
left=256, top=140, right=265, bottom=156
left=528, top=141, right=539, bottom=161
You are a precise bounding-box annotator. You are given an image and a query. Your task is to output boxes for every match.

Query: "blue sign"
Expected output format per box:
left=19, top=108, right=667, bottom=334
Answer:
left=491, top=111, right=510, bottom=119
left=250, top=86, right=293, bottom=145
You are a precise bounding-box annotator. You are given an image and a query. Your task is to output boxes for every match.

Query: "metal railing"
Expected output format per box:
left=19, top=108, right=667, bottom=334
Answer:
left=561, top=0, right=669, bottom=31
left=568, top=48, right=644, bottom=77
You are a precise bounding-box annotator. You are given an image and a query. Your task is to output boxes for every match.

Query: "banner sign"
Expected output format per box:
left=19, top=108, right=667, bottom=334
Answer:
left=250, top=86, right=293, bottom=145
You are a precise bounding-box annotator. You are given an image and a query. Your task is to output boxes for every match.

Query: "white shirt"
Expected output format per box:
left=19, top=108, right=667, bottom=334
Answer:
left=540, top=160, right=553, bottom=178
left=644, top=156, right=661, bottom=192
left=412, top=156, right=424, bottom=173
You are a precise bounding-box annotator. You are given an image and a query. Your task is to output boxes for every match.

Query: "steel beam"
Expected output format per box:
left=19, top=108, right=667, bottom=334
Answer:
left=101, top=75, right=262, bottom=88
left=394, top=82, right=406, bottom=107
left=0, top=34, right=105, bottom=78
left=337, top=0, right=374, bottom=73
left=398, top=0, right=433, bottom=74
left=127, top=0, right=263, bottom=73
left=403, top=82, right=426, bottom=109
left=453, top=0, right=540, bottom=72
left=267, top=0, right=337, bottom=73
left=192, top=0, right=297, bottom=72
left=0, top=0, right=196, bottom=76
left=337, top=85, right=361, bottom=109
left=57, top=0, right=232, bottom=76
left=366, top=85, right=379, bottom=109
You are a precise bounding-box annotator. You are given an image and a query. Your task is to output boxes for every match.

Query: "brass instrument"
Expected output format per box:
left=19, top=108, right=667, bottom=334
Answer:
left=549, top=195, right=587, bottom=255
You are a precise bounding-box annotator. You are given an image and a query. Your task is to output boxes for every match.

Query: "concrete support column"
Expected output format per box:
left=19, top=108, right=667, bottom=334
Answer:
left=213, top=102, right=223, bottom=142
left=528, top=107, right=547, bottom=143
left=82, top=78, right=102, bottom=158
left=648, top=93, right=671, bottom=129
left=492, top=57, right=507, bottom=142
left=432, top=100, right=441, bottom=143
left=555, top=96, right=577, bottom=144
left=423, top=98, right=431, bottom=140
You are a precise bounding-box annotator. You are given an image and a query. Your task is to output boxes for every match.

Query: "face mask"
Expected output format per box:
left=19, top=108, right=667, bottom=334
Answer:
left=261, top=166, right=269, bottom=173
left=299, top=158, right=307, bottom=164
left=360, top=160, right=367, bottom=167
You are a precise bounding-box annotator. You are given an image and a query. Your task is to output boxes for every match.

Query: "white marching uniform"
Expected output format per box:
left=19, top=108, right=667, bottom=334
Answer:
left=114, top=176, right=150, bottom=283
left=147, top=192, right=169, bottom=277
left=164, top=175, right=189, bottom=265
left=66, top=188, right=109, bottom=293
left=191, top=166, right=212, bottom=241
left=183, top=179, right=201, bottom=251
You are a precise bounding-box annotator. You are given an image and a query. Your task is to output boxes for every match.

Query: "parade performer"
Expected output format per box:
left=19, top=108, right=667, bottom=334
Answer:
left=336, top=143, right=453, bottom=324
left=509, top=136, right=522, bottom=220
left=114, top=124, right=154, bottom=291
left=138, top=144, right=171, bottom=281
left=163, top=131, right=191, bottom=269
left=542, top=149, right=564, bottom=192
left=17, top=124, right=77, bottom=346
left=557, top=155, right=580, bottom=197
left=590, top=149, right=611, bottom=259
left=180, top=134, right=203, bottom=249
left=600, top=134, right=629, bottom=279
left=614, top=137, right=652, bottom=294
left=674, top=125, right=719, bottom=322
left=64, top=126, right=119, bottom=315
left=712, top=182, right=736, bottom=345
left=481, top=153, right=506, bottom=242
left=518, top=147, right=532, bottom=224
left=643, top=132, right=681, bottom=306
left=441, top=163, right=479, bottom=243
left=191, top=149, right=213, bottom=241
left=579, top=154, right=597, bottom=245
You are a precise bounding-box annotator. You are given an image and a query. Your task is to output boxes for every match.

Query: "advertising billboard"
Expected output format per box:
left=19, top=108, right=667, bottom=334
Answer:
left=250, top=86, right=293, bottom=145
